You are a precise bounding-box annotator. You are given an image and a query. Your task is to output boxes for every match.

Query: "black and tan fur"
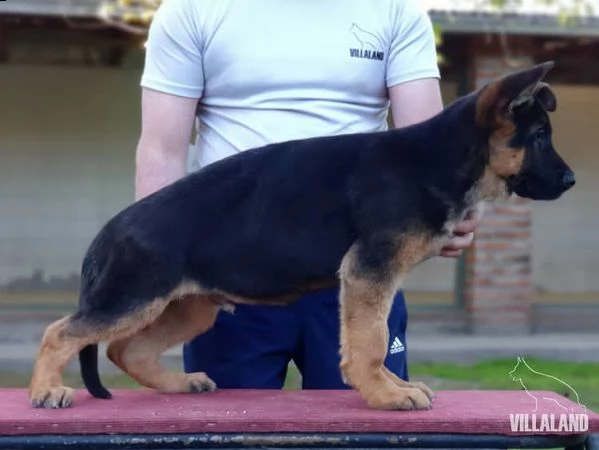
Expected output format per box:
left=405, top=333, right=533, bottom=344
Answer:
left=29, top=61, right=574, bottom=411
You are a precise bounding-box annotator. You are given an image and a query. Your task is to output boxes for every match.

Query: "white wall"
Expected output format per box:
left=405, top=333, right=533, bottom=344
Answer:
left=0, top=65, right=141, bottom=290
left=530, top=84, right=599, bottom=294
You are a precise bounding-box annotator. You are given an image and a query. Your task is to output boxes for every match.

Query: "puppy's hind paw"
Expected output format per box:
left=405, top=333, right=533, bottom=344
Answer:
left=30, top=385, right=75, bottom=409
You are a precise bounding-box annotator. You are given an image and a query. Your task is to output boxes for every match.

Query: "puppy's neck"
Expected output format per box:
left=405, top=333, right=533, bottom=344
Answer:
left=415, top=100, right=512, bottom=211
left=470, top=131, right=515, bottom=203
left=385, top=95, right=511, bottom=208
left=435, top=100, right=513, bottom=204
left=475, top=166, right=510, bottom=202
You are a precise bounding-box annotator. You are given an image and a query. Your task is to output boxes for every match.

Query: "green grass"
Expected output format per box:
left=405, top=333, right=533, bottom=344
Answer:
left=3, top=358, right=597, bottom=412
left=409, top=357, right=599, bottom=412
left=1, top=372, right=142, bottom=390
left=0, top=363, right=302, bottom=391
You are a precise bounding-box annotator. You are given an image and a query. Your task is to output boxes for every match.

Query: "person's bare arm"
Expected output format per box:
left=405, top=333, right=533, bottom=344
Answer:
left=388, top=77, right=443, bottom=127
left=388, top=79, right=482, bottom=258
left=135, top=88, right=199, bottom=201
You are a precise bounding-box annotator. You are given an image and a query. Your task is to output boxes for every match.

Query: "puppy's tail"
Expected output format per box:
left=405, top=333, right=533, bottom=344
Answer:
left=77, top=227, right=115, bottom=400
left=79, top=344, right=112, bottom=399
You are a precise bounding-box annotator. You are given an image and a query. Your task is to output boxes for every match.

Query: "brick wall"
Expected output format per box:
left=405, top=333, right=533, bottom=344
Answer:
left=463, top=56, right=535, bottom=335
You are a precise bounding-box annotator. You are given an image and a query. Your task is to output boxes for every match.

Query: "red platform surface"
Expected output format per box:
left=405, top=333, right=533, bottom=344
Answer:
left=0, top=389, right=597, bottom=436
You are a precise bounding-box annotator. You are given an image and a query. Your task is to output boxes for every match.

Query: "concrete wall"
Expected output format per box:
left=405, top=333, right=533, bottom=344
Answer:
left=530, top=84, right=599, bottom=294
left=0, top=65, right=141, bottom=292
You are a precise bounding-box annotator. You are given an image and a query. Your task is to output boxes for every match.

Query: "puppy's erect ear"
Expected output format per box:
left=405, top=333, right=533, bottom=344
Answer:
left=476, top=61, right=555, bottom=124
left=533, top=82, right=557, bottom=112
left=502, top=61, right=554, bottom=113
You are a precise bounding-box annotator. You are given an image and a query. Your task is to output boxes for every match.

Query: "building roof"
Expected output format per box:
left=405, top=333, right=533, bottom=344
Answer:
left=424, top=0, right=599, bottom=37
left=2, top=0, right=599, bottom=37
left=422, top=0, right=599, bottom=16
left=0, top=0, right=102, bottom=18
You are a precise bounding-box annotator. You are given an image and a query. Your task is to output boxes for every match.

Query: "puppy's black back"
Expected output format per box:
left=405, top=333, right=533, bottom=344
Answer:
left=83, top=98, right=480, bottom=306
left=115, top=133, right=371, bottom=300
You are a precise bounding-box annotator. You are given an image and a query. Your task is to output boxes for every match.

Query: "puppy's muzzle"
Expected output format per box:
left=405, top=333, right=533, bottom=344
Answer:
left=562, top=170, right=576, bottom=190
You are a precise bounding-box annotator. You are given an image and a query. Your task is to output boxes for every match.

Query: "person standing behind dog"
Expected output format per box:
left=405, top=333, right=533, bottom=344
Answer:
left=135, top=0, right=481, bottom=390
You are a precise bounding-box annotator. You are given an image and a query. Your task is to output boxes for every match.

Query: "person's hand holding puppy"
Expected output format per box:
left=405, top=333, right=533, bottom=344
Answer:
left=440, top=202, right=485, bottom=258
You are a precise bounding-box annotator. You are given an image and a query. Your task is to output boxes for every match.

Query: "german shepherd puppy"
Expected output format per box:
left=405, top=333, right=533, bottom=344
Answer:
left=29, top=61, right=574, bottom=410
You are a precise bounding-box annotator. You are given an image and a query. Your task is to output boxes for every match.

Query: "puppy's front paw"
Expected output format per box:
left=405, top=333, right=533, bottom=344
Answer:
left=382, top=368, right=436, bottom=402
left=407, top=381, right=436, bottom=402
left=186, top=372, right=217, bottom=393
left=365, top=382, right=432, bottom=411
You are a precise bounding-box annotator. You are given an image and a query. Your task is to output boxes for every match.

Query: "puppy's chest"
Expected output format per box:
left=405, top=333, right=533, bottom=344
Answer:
left=441, top=213, right=468, bottom=238
left=439, top=190, right=480, bottom=238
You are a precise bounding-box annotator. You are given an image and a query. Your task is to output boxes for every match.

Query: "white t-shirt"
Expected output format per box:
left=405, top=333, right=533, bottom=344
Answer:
left=141, top=0, right=440, bottom=169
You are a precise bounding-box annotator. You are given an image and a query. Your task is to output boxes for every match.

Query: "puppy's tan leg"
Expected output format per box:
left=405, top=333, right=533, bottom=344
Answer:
left=107, top=295, right=220, bottom=394
left=29, top=316, right=82, bottom=408
left=29, top=299, right=168, bottom=408
left=338, top=237, right=434, bottom=410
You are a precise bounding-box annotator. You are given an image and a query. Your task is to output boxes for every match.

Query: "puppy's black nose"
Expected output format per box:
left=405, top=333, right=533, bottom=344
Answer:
left=562, top=171, right=576, bottom=189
